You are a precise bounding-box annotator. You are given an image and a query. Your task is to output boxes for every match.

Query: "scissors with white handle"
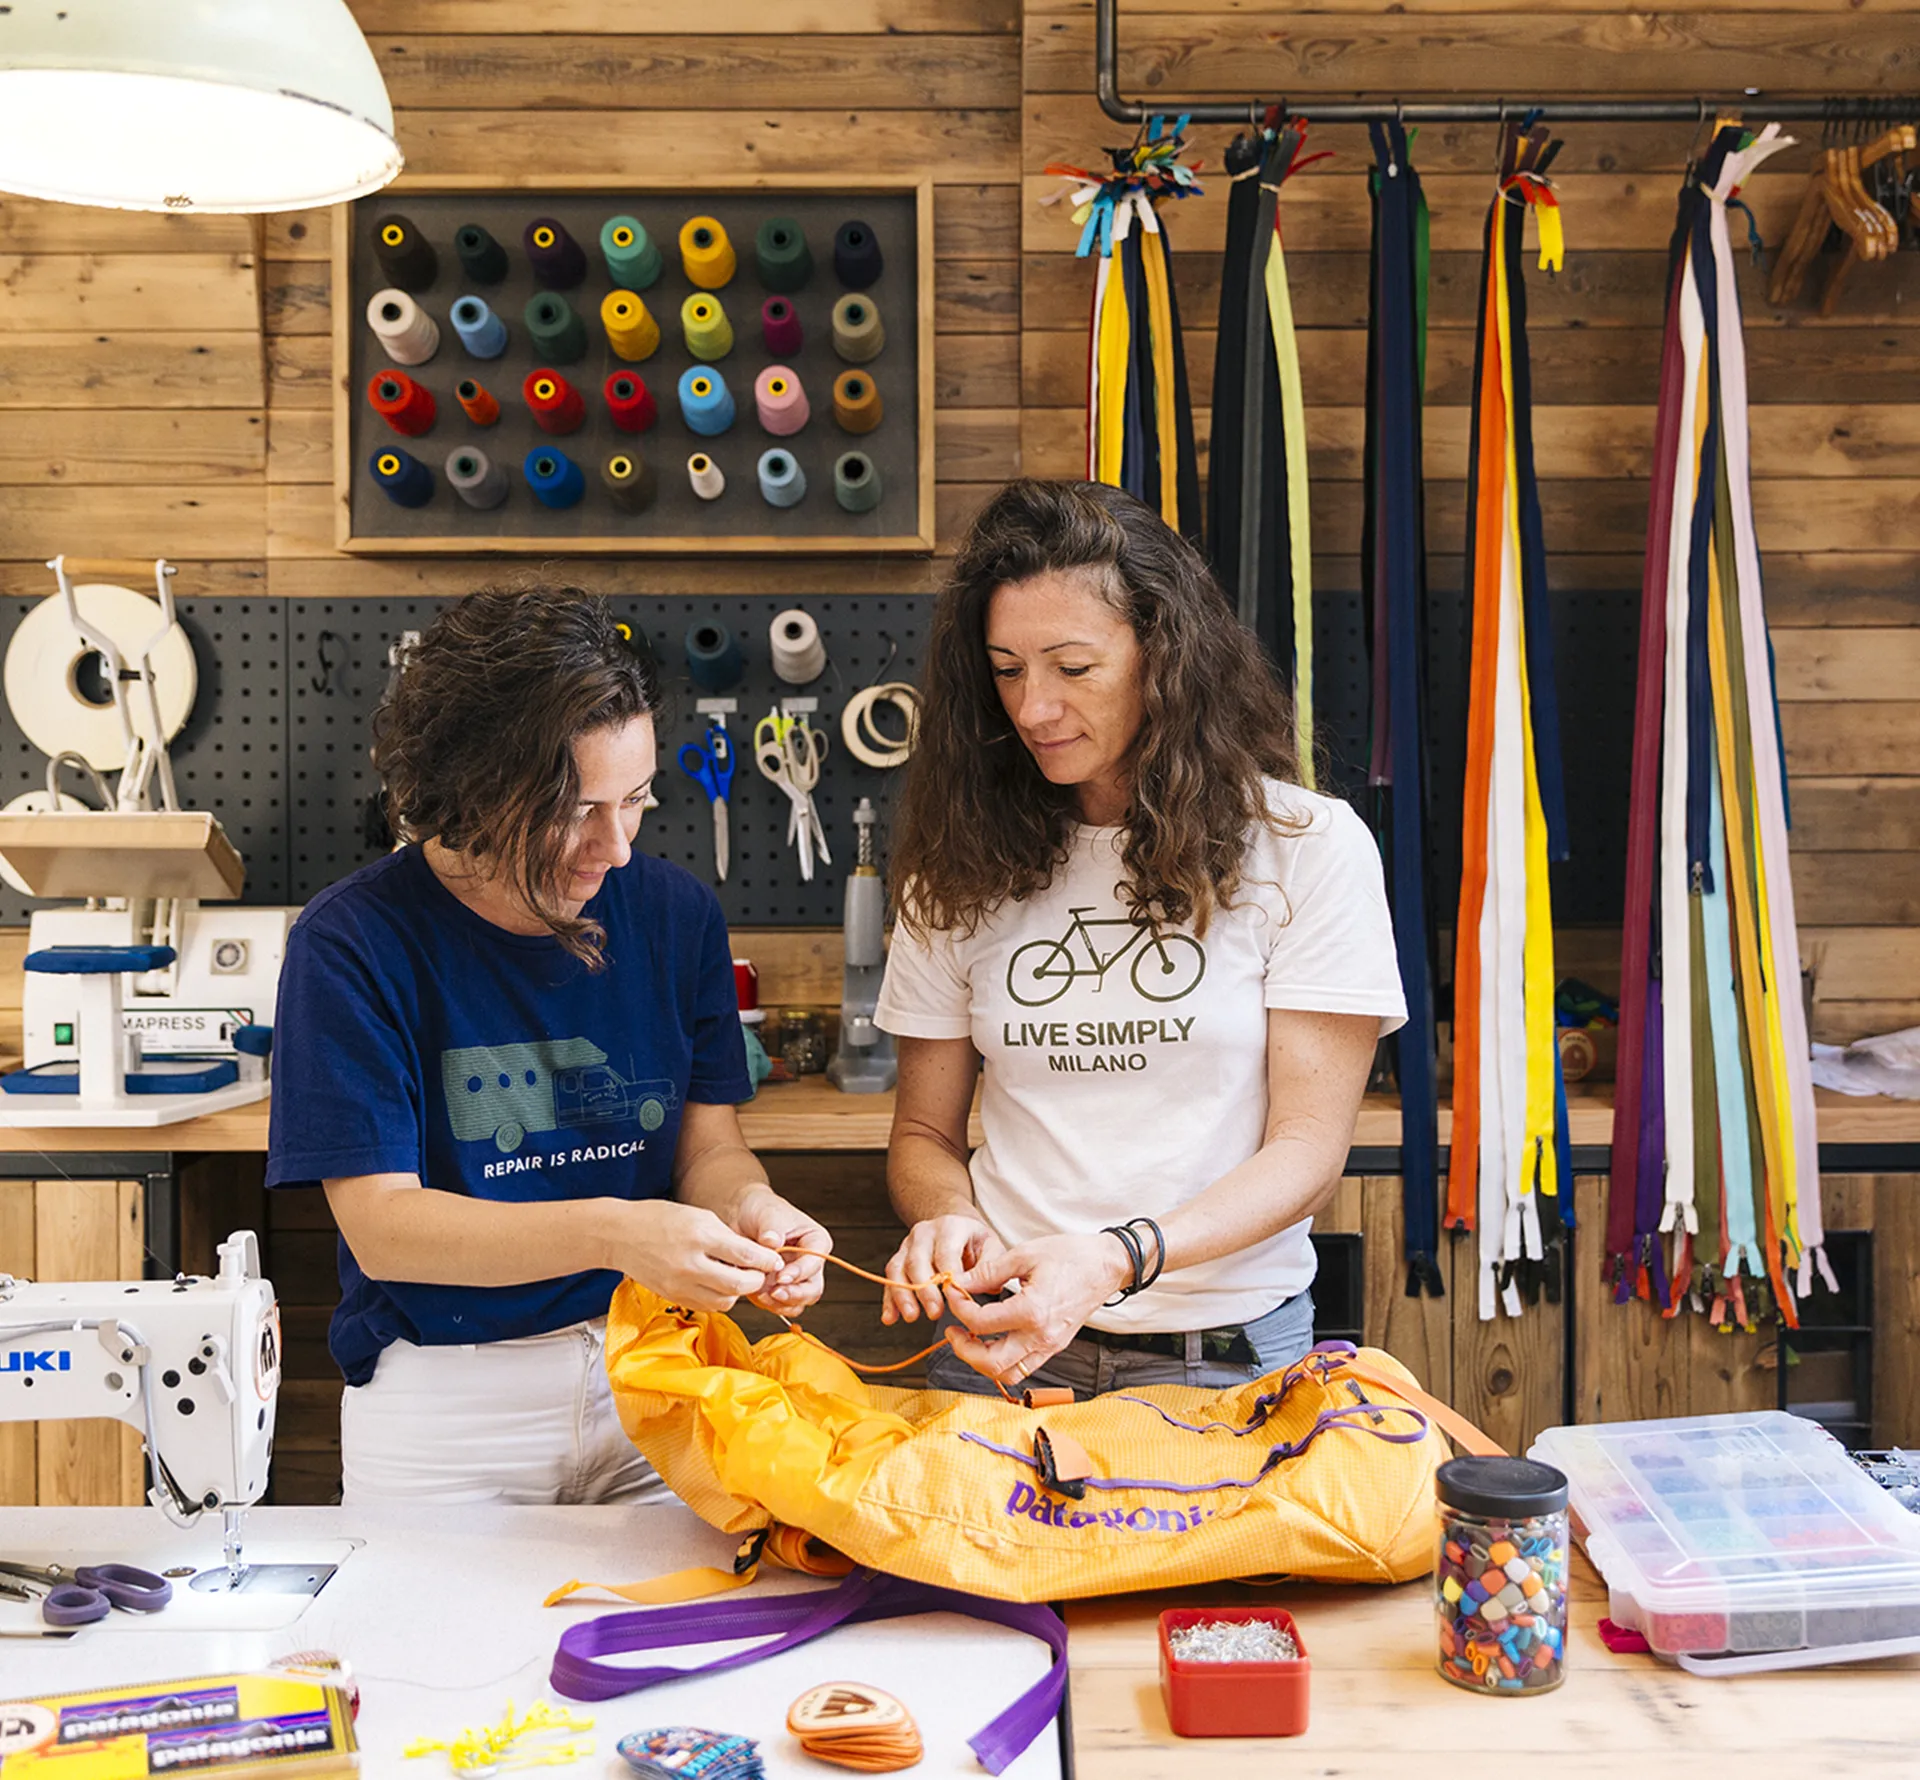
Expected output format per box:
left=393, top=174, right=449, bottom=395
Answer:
left=753, top=710, right=832, bottom=881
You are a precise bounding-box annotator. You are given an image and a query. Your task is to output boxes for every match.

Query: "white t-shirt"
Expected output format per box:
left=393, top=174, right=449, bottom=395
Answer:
left=875, top=780, right=1407, bottom=1333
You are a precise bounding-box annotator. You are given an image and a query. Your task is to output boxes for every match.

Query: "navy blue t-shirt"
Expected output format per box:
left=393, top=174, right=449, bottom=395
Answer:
left=265, top=845, right=751, bottom=1386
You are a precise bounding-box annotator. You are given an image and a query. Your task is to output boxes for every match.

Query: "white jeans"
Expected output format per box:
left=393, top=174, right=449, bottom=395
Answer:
left=339, top=1319, right=665, bottom=1507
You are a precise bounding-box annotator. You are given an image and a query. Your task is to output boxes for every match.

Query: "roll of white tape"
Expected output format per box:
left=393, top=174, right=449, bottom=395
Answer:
left=770, top=607, right=826, bottom=685
left=841, top=681, right=921, bottom=769
left=367, top=287, right=440, bottom=365
left=3, top=583, right=197, bottom=770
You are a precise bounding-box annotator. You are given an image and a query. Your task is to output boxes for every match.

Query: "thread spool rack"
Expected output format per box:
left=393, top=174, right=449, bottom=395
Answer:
left=333, top=179, right=934, bottom=556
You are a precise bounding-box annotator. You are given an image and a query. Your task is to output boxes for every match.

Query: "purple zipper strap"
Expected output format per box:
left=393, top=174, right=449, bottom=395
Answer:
left=549, top=1569, right=1066, bottom=1775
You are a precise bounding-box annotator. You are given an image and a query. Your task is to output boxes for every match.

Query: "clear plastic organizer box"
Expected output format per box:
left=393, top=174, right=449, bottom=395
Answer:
left=1531, top=1412, right=1920, bottom=1664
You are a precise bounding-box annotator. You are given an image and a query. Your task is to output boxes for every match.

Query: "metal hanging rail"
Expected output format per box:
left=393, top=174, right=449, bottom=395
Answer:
left=1095, top=0, right=1920, bottom=127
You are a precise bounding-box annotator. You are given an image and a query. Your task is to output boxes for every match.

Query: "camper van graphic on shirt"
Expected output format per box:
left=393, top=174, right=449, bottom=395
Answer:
left=441, top=1038, right=679, bottom=1153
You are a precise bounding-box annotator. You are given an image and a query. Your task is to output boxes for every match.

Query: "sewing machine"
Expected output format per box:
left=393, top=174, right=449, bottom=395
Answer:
left=0, top=1231, right=281, bottom=1592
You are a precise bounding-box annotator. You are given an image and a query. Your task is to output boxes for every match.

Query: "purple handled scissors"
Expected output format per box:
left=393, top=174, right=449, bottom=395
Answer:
left=0, top=1559, right=173, bottom=1626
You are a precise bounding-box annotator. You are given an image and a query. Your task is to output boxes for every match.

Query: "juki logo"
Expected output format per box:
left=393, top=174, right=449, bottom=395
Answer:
left=1, top=1349, right=72, bottom=1373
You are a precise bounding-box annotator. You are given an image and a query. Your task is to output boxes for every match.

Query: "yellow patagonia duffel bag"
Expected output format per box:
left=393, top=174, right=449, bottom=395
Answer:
left=588, top=1281, right=1474, bottom=1606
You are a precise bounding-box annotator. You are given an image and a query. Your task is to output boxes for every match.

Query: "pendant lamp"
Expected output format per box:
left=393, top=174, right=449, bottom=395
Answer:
left=0, top=0, right=401, bottom=213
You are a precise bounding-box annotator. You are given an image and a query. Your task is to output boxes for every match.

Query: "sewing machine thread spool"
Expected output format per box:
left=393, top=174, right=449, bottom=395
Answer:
left=449, top=294, right=508, bottom=359
left=686, top=620, right=743, bottom=691
left=367, top=371, right=436, bottom=437
left=757, top=449, right=806, bottom=509
left=756, top=216, right=812, bottom=292
left=680, top=215, right=736, bottom=288
left=600, top=451, right=657, bottom=514
left=604, top=371, right=657, bottom=433
left=523, top=370, right=585, bottom=435
left=760, top=298, right=804, bottom=359
left=372, top=213, right=436, bottom=291
left=524, top=291, right=587, bottom=365
left=447, top=447, right=509, bottom=510
left=681, top=292, right=734, bottom=362
left=366, top=288, right=439, bottom=365
left=832, top=370, right=883, bottom=433
left=687, top=453, right=726, bottom=500
left=454, top=221, right=508, bottom=284
left=599, top=213, right=663, bottom=290
left=770, top=607, right=826, bottom=683
left=523, top=216, right=586, bottom=289
left=523, top=448, right=584, bottom=510
left=831, top=294, right=884, bottom=364
left=371, top=447, right=435, bottom=508
left=456, top=377, right=500, bottom=425
left=833, top=219, right=883, bottom=289
left=754, top=365, right=809, bottom=436
left=601, top=289, right=661, bottom=361
left=834, top=451, right=882, bottom=514
left=678, top=367, right=735, bottom=435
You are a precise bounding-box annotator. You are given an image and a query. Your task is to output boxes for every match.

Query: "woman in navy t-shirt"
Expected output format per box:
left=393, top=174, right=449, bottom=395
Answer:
left=267, top=588, right=829, bottom=1505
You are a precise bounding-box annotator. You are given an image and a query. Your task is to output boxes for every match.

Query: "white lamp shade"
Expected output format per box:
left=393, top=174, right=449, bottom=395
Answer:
left=0, top=0, right=402, bottom=213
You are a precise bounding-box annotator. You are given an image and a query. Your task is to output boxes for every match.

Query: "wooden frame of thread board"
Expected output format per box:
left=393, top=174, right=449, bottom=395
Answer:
left=331, top=176, right=935, bottom=555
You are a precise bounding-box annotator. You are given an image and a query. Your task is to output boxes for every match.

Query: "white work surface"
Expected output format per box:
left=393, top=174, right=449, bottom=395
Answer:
left=1, top=1505, right=1063, bottom=1779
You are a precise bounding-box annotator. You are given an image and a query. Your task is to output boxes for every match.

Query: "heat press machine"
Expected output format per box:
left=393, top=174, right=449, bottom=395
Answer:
left=0, top=555, right=296, bottom=1127
left=827, top=797, right=897, bottom=1094
left=0, top=1231, right=301, bottom=1596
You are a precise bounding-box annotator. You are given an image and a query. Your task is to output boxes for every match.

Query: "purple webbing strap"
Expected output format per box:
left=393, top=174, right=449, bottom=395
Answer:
left=549, top=1570, right=1066, bottom=1776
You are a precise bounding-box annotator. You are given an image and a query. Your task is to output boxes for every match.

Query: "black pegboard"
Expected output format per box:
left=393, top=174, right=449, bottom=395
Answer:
left=0, top=597, right=288, bottom=923
left=287, top=596, right=932, bottom=926
left=342, top=188, right=928, bottom=551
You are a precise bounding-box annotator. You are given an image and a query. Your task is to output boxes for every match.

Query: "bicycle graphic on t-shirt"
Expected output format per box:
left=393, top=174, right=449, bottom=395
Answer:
left=1006, top=908, right=1206, bottom=1007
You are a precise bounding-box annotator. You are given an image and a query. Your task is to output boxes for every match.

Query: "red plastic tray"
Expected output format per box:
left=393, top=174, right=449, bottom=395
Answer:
left=1157, top=1606, right=1311, bottom=1738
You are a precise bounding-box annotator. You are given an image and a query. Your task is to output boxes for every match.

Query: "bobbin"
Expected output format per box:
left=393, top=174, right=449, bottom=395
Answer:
left=524, top=216, right=587, bottom=289
left=757, top=449, right=807, bottom=509
left=449, top=294, right=508, bottom=359
left=446, top=447, right=509, bottom=510
left=681, top=291, right=734, bottom=362
left=523, top=370, right=586, bottom=435
left=372, top=213, right=437, bottom=291
left=831, top=294, right=885, bottom=364
left=832, top=370, right=883, bottom=433
left=366, top=288, right=439, bottom=366
left=678, top=367, right=736, bottom=435
left=680, top=215, right=736, bottom=288
left=754, top=365, right=810, bottom=436
left=523, top=447, right=585, bottom=509
left=604, top=371, right=658, bottom=433
left=454, top=222, right=508, bottom=284
left=601, top=289, right=660, bottom=361
left=524, top=290, right=587, bottom=365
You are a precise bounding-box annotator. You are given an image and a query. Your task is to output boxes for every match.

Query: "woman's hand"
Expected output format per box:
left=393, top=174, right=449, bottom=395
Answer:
left=729, top=1185, right=833, bottom=1316
left=941, top=1233, right=1133, bottom=1387
left=607, top=1199, right=786, bottom=1311
left=881, top=1215, right=1005, bottom=1325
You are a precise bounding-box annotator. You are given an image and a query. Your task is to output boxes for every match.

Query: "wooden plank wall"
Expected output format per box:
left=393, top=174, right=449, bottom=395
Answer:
left=1021, top=1, right=1920, bottom=1049
left=0, top=0, right=1023, bottom=602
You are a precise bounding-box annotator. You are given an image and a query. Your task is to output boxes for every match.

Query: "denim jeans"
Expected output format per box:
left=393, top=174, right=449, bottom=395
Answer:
left=924, top=1290, right=1316, bottom=1401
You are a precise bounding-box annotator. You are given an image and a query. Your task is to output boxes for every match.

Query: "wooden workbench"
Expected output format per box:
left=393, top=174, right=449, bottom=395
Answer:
left=1067, top=1548, right=1920, bottom=1776
left=0, top=1080, right=1914, bottom=1155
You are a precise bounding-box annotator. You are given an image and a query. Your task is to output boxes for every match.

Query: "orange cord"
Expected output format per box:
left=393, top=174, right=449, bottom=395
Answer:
left=773, top=1245, right=1016, bottom=1402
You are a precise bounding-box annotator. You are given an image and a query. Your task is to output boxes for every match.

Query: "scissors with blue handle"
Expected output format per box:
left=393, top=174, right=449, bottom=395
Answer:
left=678, top=720, right=733, bottom=882
left=0, top=1558, right=173, bottom=1626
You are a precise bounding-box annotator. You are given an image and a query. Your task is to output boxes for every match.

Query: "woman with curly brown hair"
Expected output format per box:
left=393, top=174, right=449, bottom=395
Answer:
left=875, top=481, right=1404, bottom=1400
left=266, top=587, right=828, bottom=1503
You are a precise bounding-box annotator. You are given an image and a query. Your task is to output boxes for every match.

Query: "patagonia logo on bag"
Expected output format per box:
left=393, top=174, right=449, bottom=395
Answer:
left=1004, top=1481, right=1216, bottom=1535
